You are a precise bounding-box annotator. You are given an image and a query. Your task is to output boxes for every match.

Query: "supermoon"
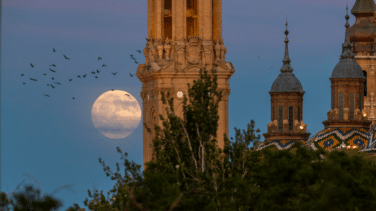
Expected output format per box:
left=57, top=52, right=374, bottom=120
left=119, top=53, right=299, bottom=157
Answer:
left=91, top=90, right=141, bottom=139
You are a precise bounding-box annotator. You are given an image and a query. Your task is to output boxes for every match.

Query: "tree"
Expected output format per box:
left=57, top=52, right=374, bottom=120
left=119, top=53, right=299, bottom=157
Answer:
left=0, top=172, right=75, bottom=211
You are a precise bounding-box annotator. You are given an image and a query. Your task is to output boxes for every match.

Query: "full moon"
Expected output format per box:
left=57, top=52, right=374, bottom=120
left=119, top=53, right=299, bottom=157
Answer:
left=91, top=90, right=142, bottom=139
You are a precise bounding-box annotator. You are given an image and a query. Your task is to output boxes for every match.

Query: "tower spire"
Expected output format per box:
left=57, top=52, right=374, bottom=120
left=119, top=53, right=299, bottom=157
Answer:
left=340, top=4, right=354, bottom=60
left=280, top=15, right=293, bottom=72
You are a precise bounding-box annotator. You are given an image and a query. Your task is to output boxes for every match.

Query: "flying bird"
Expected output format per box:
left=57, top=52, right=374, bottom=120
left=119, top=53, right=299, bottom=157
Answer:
left=50, top=64, right=56, bottom=67
left=54, top=82, right=61, bottom=85
left=129, top=73, right=133, bottom=77
left=112, top=72, right=117, bottom=75
left=23, top=82, right=26, bottom=85
left=135, top=61, right=138, bottom=64
left=21, top=74, right=24, bottom=76
left=102, top=64, right=107, bottom=67
left=96, top=69, right=100, bottom=73
left=136, top=50, right=141, bottom=53
left=43, top=73, right=47, bottom=75
left=83, top=74, right=87, bottom=78
left=52, top=77, right=54, bottom=80
left=30, top=63, right=35, bottom=68
left=49, top=68, right=56, bottom=73
left=95, top=76, right=98, bottom=78
left=63, top=54, right=70, bottom=60
left=69, top=79, right=72, bottom=81
left=43, top=94, right=50, bottom=97
left=130, top=54, right=134, bottom=58
left=53, top=48, right=56, bottom=52
left=30, top=78, right=37, bottom=81
left=112, top=89, right=114, bottom=91
left=125, top=94, right=130, bottom=97
left=91, top=71, right=95, bottom=74
left=47, top=84, right=51, bottom=86
left=51, top=85, right=55, bottom=88
left=98, top=57, right=102, bottom=61
left=72, top=97, right=75, bottom=99
left=77, top=75, right=81, bottom=78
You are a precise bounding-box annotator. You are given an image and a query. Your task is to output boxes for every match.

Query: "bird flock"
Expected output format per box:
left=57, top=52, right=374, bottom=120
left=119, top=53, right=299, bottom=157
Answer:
left=21, top=48, right=142, bottom=100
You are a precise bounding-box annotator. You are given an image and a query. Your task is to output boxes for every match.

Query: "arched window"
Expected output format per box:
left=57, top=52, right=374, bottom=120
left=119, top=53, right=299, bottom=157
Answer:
left=363, top=70, right=367, bottom=96
left=278, top=106, right=283, bottom=131
left=164, top=0, right=172, bottom=41
left=298, top=106, right=301, bottom=122
left=349, top=93, right=355, bottom=120
left=339, top=93, right=344, bottom=120
left=186, top=0, right=198, bottom=37
left=288, top=106, right=293, bottom=131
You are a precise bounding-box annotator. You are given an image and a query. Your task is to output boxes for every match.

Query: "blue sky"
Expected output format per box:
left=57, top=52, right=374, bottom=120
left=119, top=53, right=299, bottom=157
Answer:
left=2, top=0, right=357, bottom=210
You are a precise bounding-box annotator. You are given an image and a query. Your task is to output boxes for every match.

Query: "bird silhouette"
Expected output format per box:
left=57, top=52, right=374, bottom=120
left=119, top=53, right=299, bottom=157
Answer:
left=136, top=50, right=141, bottom=53
left=51, top=85, right=55, bottom=88
left=77, top=75, right=81, bottom=78
left=125, top=94, right=130, bottom=97
left=63, top=54, right=70, bottom=60
left=130, top=54, right=134, bottom=58
left=43, top=94, right=50, bottom=97
left=21, top=74, right=24, bottom=76
left=98, top=57, right=102, bottom=61
left=135, top=61, right=138, bottom=64
left=47, top=84, right=51, bottom=86
left=43, top=73, right=47, bottom=75
left=53, top=48, right=56, bottom=52
left=83, top=74, right=87, bottom=78
left=72, top=97, right=75, bottom=99
left=102, top=64, right=107, bottom=67
left=129, top=73, right=133, bottom=77
left=91, top=71, right=95, bottom=74
left=97, top=69, right=100, bottom=73
left=54, top=82, right=61, bottom=85
left=30, top=78, right=37, bottom=81
left=112, top=72, right=117, bottom=75
left=30, top=63, right=35, bottom=68
left=52, top=77, right=54, bottom=80
left=112, top=89, right=114, bottom=91
left=69, top=79, right=72, bottom=81
left=49, top=68, right=56, bottom=73
left=50, top=64, right=56, bottom=67
left=95, top=76, right=98, bottom=78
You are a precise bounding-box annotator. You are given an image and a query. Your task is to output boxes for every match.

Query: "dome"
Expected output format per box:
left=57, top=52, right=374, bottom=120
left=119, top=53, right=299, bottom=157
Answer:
left=351, top=0, right=376, bottom=15
left=348, top=18, right=376, bottom=41
left=330, top=58, right=366, bottom=79
left=270, top=72, right=304, bottom=93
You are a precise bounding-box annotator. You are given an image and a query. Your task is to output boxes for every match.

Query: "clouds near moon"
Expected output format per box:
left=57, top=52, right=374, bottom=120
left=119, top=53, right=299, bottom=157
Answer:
left=91, top=90, right=141, bottom=139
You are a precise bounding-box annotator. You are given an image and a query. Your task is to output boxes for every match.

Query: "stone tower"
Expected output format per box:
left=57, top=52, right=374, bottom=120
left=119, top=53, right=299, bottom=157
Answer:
left=263, top=19, right=310, bottom=142
left=348, top=0, right=376, bottom=124
left=323, top=5, right=372, bottom=129
left=136, top=0, right=235, bottom=170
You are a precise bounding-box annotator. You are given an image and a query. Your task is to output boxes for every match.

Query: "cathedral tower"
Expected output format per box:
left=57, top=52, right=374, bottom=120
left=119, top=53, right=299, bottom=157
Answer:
left=323, top=5, right=372, bottom=129
left=263, top=19, right=310, bottom=143
left=348, top=0, right=376, bottom=124
left=136, top=0, right=235, bottom=170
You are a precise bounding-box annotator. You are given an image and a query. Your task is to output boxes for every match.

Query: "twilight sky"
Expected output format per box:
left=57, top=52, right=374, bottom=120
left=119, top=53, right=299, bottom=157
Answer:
left=2, top=0, right=358, bottom=210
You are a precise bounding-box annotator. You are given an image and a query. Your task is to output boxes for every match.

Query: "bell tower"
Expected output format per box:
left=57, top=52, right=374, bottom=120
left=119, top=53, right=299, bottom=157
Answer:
left=137, top=0, right=235, bottom=170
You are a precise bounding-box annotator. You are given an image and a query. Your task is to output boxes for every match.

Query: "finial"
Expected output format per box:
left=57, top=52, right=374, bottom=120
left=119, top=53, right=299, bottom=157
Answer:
left=340, top=4, right=354, bottom=60
left=281, top=15, right=293, bottom=73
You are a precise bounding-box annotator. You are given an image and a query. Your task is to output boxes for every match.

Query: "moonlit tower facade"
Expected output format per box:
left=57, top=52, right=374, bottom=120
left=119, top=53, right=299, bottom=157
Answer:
left=136, top=0, right=235, bottom=170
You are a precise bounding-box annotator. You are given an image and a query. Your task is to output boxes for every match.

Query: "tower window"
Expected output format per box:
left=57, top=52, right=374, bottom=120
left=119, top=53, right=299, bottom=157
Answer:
left=288, top=106, right=293, bottom=131
left=359, top=93, right=362, bottom=111
left=298, top=106, right=301, bottom=122
left=186, top=0, right=198, bottom=37
left=339, top=93, right=344, bottom=120
left=350, top=93, right=355, bottom=120
left=278, top=106, right=283, bottom=131
left=363, top=70, right=367, bottom=96
left=331, top=88, right=335, bottom=110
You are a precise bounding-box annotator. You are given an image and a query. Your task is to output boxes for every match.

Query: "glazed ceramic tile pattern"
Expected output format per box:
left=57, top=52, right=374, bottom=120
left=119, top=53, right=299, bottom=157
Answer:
left=255, top=139, right=305, bottom=151
left=307, top=128, right=370, bottom=151
left=360, top=125, right=376, bottom=152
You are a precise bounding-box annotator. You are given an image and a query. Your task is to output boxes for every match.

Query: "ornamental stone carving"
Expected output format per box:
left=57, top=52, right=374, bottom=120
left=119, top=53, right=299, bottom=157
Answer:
left=214, top=38, right=221, bottom=61
left=175, top=42, right=185, bottom=65
left=163, top=37, right=171, bottom=61
left=186, top=36, right=202, bottom=64
left=220, top=38, right=227, bottom=61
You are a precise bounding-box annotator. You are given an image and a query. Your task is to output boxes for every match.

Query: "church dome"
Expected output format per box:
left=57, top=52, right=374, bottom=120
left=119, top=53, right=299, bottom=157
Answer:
left=270, top=72, right=304, bottom=93
left=351, top=0, right=376, bottom=15
left=330, top=58, right=365, bottom=79
left=348, top=18, right=376, bottom=42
